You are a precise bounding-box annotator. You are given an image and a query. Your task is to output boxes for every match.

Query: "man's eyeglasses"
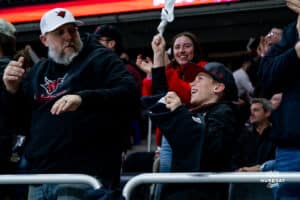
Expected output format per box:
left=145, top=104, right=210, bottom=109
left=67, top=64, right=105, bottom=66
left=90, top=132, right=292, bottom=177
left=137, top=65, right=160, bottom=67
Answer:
left=98, top=38, right=112, bottom=42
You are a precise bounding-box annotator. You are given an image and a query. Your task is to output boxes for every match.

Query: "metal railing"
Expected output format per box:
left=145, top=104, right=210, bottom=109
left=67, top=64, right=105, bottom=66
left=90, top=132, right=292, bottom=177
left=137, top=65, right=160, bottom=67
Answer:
left=0, top=174, right=102, bottom=189
left=122, top=172, right=300, bottom=200
left=147, top=116, right=152, bottom=152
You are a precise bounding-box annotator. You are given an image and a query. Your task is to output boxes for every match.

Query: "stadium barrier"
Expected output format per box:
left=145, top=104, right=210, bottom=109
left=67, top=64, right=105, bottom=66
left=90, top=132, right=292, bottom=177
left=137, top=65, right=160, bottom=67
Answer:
left=0, top=174, right=101, bottom=189
left=122, top=172, right=300, bottom=199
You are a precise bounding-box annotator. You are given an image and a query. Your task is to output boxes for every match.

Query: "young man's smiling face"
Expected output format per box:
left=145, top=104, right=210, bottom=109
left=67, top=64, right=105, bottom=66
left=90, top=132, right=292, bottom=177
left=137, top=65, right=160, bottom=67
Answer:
left=190, top=72, right=223, bottom=106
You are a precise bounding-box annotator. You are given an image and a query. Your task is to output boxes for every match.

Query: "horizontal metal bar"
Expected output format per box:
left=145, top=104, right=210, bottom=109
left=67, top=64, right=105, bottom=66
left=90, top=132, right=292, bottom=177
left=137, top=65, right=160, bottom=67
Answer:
left=0, top=174, right=102, bottom=190
left=122, top=172, right=300, bottom=199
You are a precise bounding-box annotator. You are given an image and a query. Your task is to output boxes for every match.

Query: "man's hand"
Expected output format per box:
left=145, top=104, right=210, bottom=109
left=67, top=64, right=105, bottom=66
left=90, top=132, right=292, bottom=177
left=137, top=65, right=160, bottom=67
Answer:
left=164, top=91, right=182, bottom=111
left=286, top=0, right=300, bottom=14
left=257, top=36, right=269, bottom=57
left=238, top=165, right=261, bottom=172
left=50, top=94, right=82, bottom=115
left=3, top=57, right=25, bottom=94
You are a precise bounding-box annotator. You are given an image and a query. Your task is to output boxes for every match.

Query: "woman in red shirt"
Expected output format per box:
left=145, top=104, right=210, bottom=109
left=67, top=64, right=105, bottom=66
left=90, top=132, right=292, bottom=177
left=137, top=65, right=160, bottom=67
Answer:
left=138, top=32, right=207, bottom=146
left=139, top=32, right=206, bottom=101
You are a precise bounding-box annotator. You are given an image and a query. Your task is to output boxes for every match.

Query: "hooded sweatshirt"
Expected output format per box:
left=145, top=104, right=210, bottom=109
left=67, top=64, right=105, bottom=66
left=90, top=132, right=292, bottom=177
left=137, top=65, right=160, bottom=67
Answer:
left=1, top=33, right=138, bottom=185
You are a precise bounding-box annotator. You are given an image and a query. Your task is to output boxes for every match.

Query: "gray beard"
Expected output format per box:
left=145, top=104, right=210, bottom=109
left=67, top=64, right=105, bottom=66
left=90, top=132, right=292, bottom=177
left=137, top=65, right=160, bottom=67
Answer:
left=48, top=39, right=83, bottom=65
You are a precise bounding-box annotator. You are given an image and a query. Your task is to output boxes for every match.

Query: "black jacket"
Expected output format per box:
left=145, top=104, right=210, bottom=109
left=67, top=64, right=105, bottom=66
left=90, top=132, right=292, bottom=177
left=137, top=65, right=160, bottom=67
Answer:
left=258, top=21, right=300, bottom=147
left=149, top=102, right=238, bottom=200
left=0, top=57, right=15, bottom=172
left=0, top=33, right=138, bottom=187
left=231, top=124, right=276, bottom=170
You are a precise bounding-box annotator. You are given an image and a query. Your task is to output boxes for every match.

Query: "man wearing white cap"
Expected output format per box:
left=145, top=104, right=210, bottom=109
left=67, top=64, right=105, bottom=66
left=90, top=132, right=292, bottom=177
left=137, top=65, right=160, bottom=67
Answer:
left=2, top=8, right=138, bottom=199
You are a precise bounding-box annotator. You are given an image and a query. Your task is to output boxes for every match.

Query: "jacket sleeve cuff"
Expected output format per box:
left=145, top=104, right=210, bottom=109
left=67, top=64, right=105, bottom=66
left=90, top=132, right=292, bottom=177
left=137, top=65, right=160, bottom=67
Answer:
left=152, top=66, right=168, bottom=94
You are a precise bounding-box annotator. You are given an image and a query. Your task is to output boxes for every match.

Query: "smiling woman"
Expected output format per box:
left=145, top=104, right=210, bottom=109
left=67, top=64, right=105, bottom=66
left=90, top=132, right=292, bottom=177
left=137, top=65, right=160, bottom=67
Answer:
left=0, top=0, right=239, bottom=23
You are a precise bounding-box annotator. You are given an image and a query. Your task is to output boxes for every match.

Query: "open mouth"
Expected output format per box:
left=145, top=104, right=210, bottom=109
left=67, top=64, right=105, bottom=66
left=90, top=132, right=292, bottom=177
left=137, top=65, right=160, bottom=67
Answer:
left=191, top=88, right=198, bottom=95
left=64, top=44, right=75, bottom=50
left=178, top=56, right=189, bottom=61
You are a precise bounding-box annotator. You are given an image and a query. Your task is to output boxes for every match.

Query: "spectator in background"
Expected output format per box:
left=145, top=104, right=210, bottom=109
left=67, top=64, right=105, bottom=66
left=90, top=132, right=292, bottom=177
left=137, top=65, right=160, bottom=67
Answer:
left=94, top=24, right=143, bottom=148
left=94, top=24, right=123, bottom=55
left=230, top=98, right=275, bottom=200
left=0, top=18, right=16, bottom=80
left=147, top=62, right=238, bottom=200
left=94, top=24, right=142, bottom=89
left=0, top=18, right=17, bottom=200
left=230, top=93, right=283, bottom=174
left=233, top=55, right=254, bottom=102
left=257, top=27, right=283, bottom=58
left=258, top=0, right=300, bottom=199
left=232, top=54, right=254, bottom=127
left=232, top=98, right=275, bottom=172
left=1, top=8, right=138, bottom=199
left=245, top=27, right=283, bottom=99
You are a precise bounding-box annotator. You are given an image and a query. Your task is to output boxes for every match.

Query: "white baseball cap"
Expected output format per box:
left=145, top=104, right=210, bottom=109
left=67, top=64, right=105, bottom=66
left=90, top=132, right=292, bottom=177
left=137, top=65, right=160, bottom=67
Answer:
left=40, top=8, right=83, bottom=35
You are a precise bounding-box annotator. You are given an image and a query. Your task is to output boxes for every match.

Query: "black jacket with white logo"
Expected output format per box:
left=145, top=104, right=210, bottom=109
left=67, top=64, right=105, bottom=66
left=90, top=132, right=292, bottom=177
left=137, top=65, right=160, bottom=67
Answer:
left=1, top=33, right=138, bottom=186
left=149, top=101, right=238, bottom=200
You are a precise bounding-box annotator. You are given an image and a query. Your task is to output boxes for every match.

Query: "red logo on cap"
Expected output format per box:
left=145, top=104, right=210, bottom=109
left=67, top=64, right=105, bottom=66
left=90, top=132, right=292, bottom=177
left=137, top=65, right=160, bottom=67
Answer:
left=57, top=11, right=66, bottom=18
left=211, top=69, right=218, bottom=75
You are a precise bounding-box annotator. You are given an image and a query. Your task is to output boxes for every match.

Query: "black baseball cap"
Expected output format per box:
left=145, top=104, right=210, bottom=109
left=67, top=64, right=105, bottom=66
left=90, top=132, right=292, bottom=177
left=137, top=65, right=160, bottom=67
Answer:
left=94, top=24, right=124, bottom=55
left=94, top=25, right=122, bottom=44
left=204, top=62, right=238, bottom=101
left=182, top=62, right=238, bottom=101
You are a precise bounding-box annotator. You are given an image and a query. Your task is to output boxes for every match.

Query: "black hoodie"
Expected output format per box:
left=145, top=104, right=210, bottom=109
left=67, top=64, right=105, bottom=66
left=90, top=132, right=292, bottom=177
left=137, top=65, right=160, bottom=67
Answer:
left=1, top=33, right=138, bottom=186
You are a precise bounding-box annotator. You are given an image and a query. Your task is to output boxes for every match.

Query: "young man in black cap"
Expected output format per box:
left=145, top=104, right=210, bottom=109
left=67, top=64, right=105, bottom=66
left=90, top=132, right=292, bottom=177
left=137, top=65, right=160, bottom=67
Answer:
left=147, top=62, right=239, bottom=200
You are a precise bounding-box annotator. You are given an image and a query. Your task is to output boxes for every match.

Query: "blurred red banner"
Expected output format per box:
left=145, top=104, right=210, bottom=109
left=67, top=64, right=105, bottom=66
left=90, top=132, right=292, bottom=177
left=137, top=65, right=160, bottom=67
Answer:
left=0, top=0, right=238, bottom=23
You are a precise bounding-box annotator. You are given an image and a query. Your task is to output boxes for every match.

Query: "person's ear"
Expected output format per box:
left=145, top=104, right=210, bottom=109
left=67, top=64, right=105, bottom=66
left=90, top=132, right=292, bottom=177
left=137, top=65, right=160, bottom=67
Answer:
left=108, top=40, right=116, bottom=50
left=213, top=83, right=225, bottom=93
left=265, top=110, right=272, bottom=118
left=39, top=35, right=48, bottom=47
